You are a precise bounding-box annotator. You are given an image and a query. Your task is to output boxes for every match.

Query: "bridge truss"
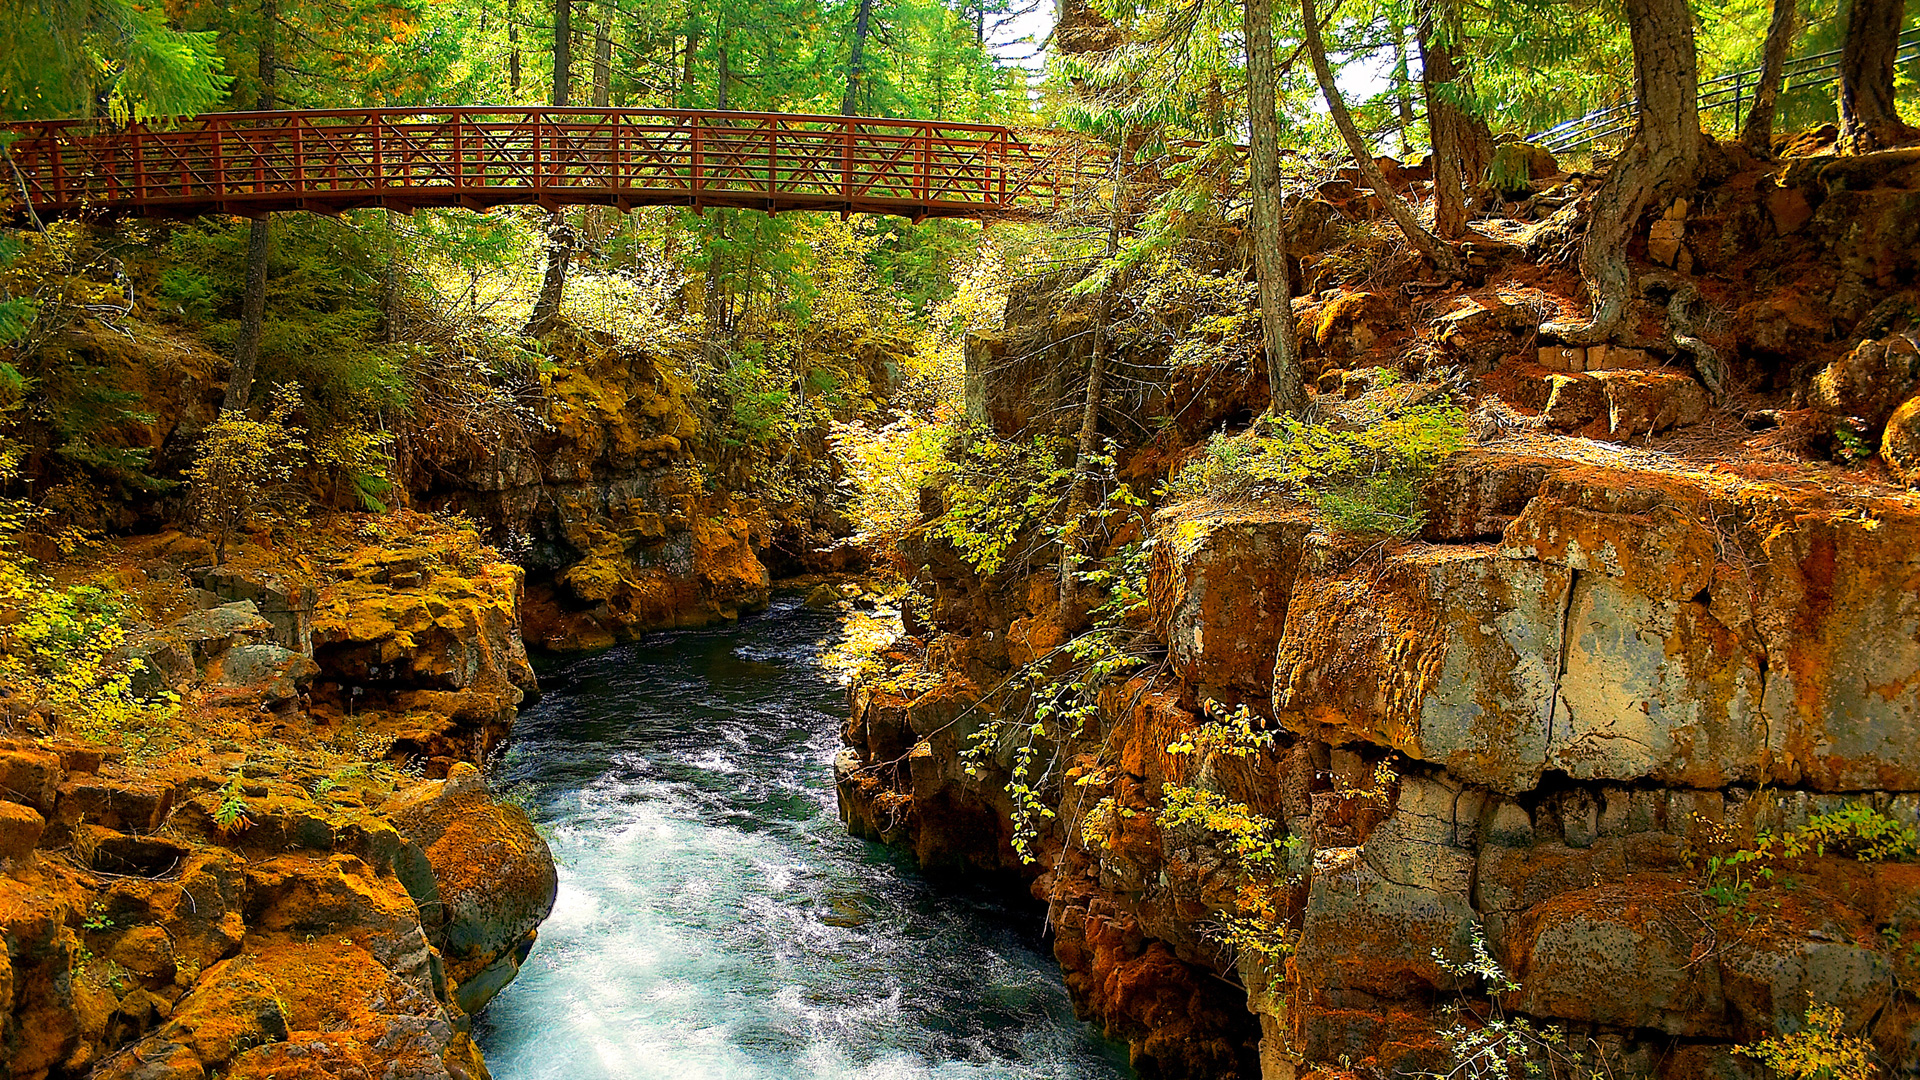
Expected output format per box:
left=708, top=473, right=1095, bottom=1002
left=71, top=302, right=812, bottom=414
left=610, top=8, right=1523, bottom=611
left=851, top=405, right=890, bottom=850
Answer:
left=3, top=108, right=1110, bottom=221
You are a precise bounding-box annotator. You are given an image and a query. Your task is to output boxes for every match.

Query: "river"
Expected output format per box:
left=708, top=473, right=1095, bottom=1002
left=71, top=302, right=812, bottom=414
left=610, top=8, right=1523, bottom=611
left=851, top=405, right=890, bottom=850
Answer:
left=474, top=595, right=1133, bottom=1080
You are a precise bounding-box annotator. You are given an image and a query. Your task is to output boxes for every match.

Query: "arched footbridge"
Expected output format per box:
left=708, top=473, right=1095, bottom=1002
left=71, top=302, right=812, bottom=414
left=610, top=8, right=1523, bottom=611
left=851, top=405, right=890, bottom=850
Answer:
left=3, top=108, right=1110, bottom=221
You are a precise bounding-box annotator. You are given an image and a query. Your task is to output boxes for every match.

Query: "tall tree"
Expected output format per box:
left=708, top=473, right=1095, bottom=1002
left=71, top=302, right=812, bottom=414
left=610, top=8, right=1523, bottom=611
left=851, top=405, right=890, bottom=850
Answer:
left=524, top=0, right=576, bottom=338
left=510, top=0, right=523, bottom=96
left=1545, top=0, right=1700, bottom=344
left=1417, top=0, right=1491, bottom=241
left=593, top=0, right=613, bottom=107
left=1299, top=0, right=1461, bottom=277
left=843, top=0, right=877, bottom=114
left=1740, top=0, right=1796, bottom=155
left=0, top=0, right=228, bottom=122
left=1243, top=0, right=1303, bottom=413
left=1837, top=0, right=1913, bottom=153
left=222, top=0, right=277, bottom=415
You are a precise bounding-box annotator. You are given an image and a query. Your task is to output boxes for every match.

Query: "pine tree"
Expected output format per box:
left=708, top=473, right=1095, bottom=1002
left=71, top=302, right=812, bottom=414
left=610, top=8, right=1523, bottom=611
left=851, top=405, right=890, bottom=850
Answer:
left=0, top=0, right=229, bottom=121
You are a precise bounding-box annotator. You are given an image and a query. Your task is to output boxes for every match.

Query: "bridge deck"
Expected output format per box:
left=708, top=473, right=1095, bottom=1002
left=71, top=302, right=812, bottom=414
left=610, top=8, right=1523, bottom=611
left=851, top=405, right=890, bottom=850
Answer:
left=4, top=108, right=1109, bottom=221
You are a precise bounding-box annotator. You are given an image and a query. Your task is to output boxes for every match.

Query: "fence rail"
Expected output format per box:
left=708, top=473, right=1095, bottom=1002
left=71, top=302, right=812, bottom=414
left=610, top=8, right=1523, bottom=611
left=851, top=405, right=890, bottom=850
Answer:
left=3, top=107, right=1111, bottom=221
left=1531, top=26, right=1920, bottom=153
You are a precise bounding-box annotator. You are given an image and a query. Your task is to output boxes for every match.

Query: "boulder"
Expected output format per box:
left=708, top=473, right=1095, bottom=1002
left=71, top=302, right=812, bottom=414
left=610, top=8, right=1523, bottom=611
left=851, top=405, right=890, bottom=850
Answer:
left=0, top=800, right=45, bottom=859
left=1435, top=300, right=1537, bottom=369
left=382, top=764, right=557, bottom=1013
left=199, top=567, right=317, bottom=653
left=171, top=601, right=276, bottom=665
left=0, top=746, right=64, bottom=813
left=205, top=644, right=319, bottom=706
left=1150, top=510, right=1313, bottom=698
left=1592, top=369, right=1709, bottom=437
left=1540, top=374, right=1605, bottom=431
left=113, top=635, right=196, bottom=698
left=1810, top=335, right=1920, bottom=427
left=1508, top=875, right=1727, bottom=1037
left=1883, top=391, right=1920, bottom=484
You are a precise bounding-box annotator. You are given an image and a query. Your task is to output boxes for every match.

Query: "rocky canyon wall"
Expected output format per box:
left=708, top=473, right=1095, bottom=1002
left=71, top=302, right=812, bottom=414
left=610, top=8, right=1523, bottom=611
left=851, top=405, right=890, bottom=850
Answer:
left=837, top=144, right=1920, bottom=1079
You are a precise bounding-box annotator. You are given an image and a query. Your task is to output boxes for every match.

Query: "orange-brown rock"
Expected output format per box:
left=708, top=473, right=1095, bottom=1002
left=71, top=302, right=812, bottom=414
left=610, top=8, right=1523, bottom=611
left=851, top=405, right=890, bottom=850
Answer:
left=383, top=763, right=557, bottom=1013
left=1150, top=509, right=1312, bottom=701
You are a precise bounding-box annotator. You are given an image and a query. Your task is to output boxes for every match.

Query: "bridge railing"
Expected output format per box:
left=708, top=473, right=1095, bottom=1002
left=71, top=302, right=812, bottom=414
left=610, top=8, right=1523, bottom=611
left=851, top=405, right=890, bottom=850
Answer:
left=3, top=108, right=1112, bottom=220
left=1531, top=25, right=1920, bottom=154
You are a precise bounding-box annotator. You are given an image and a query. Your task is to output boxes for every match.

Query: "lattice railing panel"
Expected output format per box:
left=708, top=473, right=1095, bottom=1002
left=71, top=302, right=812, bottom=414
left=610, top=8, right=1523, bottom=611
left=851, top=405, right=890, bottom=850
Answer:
left=5, top=108, right=1108, bottom=220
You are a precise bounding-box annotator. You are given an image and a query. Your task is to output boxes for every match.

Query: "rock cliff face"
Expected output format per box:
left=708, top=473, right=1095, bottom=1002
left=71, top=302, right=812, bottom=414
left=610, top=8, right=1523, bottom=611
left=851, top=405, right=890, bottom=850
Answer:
left=843, top=453, right=1920, bottom=1078
left=0, top=517, right=556, bottom=1079
left=405, top=330, right=780, bottom=650
left=837, top=146, right=1920, bottom=1078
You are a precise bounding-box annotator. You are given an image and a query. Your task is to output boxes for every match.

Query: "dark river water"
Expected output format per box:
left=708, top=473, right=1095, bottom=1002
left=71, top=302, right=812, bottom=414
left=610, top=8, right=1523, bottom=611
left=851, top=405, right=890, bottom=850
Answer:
left=474, top=596, right=1133, bottom=1080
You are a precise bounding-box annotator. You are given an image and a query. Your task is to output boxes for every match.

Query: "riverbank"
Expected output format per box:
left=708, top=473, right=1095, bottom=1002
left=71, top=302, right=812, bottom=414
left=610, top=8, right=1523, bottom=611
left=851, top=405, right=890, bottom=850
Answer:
left=0, top=513, right=557, bottom=1078
left=835, top=144, right=1920, bottom=1079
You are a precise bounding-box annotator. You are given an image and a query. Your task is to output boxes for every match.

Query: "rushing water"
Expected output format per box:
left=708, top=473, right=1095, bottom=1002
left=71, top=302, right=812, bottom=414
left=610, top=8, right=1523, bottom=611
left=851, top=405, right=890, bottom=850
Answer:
left=474, top=596, right=1133, bottom=1080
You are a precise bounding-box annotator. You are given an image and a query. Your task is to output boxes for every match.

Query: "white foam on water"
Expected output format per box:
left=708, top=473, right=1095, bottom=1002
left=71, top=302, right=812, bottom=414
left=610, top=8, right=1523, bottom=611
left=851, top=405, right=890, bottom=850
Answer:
left=479, top=609, right=1129, bottom=1080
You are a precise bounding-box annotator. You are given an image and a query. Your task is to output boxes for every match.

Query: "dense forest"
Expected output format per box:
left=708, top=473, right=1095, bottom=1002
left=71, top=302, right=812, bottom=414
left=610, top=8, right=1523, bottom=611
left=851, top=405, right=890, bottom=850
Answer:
left=2, top=0, right=1920, bottom=1076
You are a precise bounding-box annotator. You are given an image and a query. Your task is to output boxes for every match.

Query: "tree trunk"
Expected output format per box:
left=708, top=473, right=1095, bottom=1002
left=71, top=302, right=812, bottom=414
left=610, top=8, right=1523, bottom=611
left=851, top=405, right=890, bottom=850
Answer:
left=682, top=25, right=696, bottom=108
left=1838, top=0, right=1912, bottom=153
left=1417, top=0, right=1490, bottom=241
left=524, top=0, right=576, bottom=338
left=592, top=0, right=612, bottom=108
left=1545, top=0, right=1701, bottom=345
left=553, top=0, right=573, bottom=107
left=1060, top=152, right=1128, bottom=614
left=1389, top=13, right=1416, bottom=158
left=717, top=34, right=730, bottom=110
left=1740, top=0, right=1796, bottom=154
left=842, top=0, right=876, bottom=116
left=223, top=0, right=278, bottom=415
left=1300, top=0, right=1462, bottom=277
left=1244, top=0, right=1304, bottom=414
left=509, top=0, right=522, bottom=96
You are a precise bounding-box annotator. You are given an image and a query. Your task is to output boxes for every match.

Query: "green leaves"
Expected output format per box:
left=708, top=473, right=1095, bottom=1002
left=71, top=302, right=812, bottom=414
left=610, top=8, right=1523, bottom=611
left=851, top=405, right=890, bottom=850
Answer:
left=0, top=0, right=229, bottom=122
left=1164, top=400, right=1468, bottom=535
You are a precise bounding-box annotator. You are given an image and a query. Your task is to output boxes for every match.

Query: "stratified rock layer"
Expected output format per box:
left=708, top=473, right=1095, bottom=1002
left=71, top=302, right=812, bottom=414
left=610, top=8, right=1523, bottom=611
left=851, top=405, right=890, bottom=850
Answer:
left=840, top=444, right=1920, bottom=1079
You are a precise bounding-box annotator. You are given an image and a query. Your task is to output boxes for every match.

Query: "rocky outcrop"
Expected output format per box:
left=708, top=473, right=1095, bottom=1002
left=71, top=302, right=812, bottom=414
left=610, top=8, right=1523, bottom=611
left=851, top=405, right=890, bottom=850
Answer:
left=383, top=763, right=557, bottom=1014
left=306, top=518, right=537, bottom=768
left=839, top=438, right=1920, bottom=1078
left=410, top=327, right=879, bottom=649
left=0, top=740, right=555, bottom=1080
left=0, top=519, right=556, bottom=1080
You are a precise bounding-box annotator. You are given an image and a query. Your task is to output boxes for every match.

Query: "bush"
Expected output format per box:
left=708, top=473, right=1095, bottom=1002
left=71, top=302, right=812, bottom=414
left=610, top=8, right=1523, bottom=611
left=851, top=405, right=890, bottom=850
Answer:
left=0, top=466, right=176, bottom=750
left=1736, top=998, right=1878, bottom=1080
left=929, top=431, right=1074, bottom=577
left=830, top=416, right=953, bottom=575
left=1166, top=401, right=1467, bottom=536
left=187, top=386, right=309, bottom=564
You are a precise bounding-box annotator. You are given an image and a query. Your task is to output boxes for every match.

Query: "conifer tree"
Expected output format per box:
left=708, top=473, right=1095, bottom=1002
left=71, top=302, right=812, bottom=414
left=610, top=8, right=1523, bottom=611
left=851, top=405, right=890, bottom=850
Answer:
left=0, top=0, right=228, bottom=122
left=1838, top=0, right=1914, bottom=152
left=1244, top=0, right=1303, bottom=413
left=1740, top=0, right=1796, bottom=154
left=1298, top=0, right=1461, bottom=277
left=1544, top=0, right=1700, bottom=345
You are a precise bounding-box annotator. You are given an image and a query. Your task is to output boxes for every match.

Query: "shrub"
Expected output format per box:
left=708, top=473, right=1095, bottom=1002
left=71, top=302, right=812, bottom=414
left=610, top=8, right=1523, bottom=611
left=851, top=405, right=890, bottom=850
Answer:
left=1736, top=998, right=1878, bottom=1080
left=830, top=416, right=953, bottom=576
left=0, top=465, right=177, bottom=750
left=1165, top=402, right=1467, bottom=536
left=930, top=431, right=1073, bottom=577
left=1702, top=802, right=1919, bottom=909
left=187, top=385, right=309, bottom=564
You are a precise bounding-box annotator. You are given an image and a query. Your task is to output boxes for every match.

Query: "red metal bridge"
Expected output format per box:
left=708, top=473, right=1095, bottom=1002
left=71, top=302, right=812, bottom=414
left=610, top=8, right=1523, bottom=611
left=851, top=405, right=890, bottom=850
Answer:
left=3, top=108, right=1109, bottom=221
